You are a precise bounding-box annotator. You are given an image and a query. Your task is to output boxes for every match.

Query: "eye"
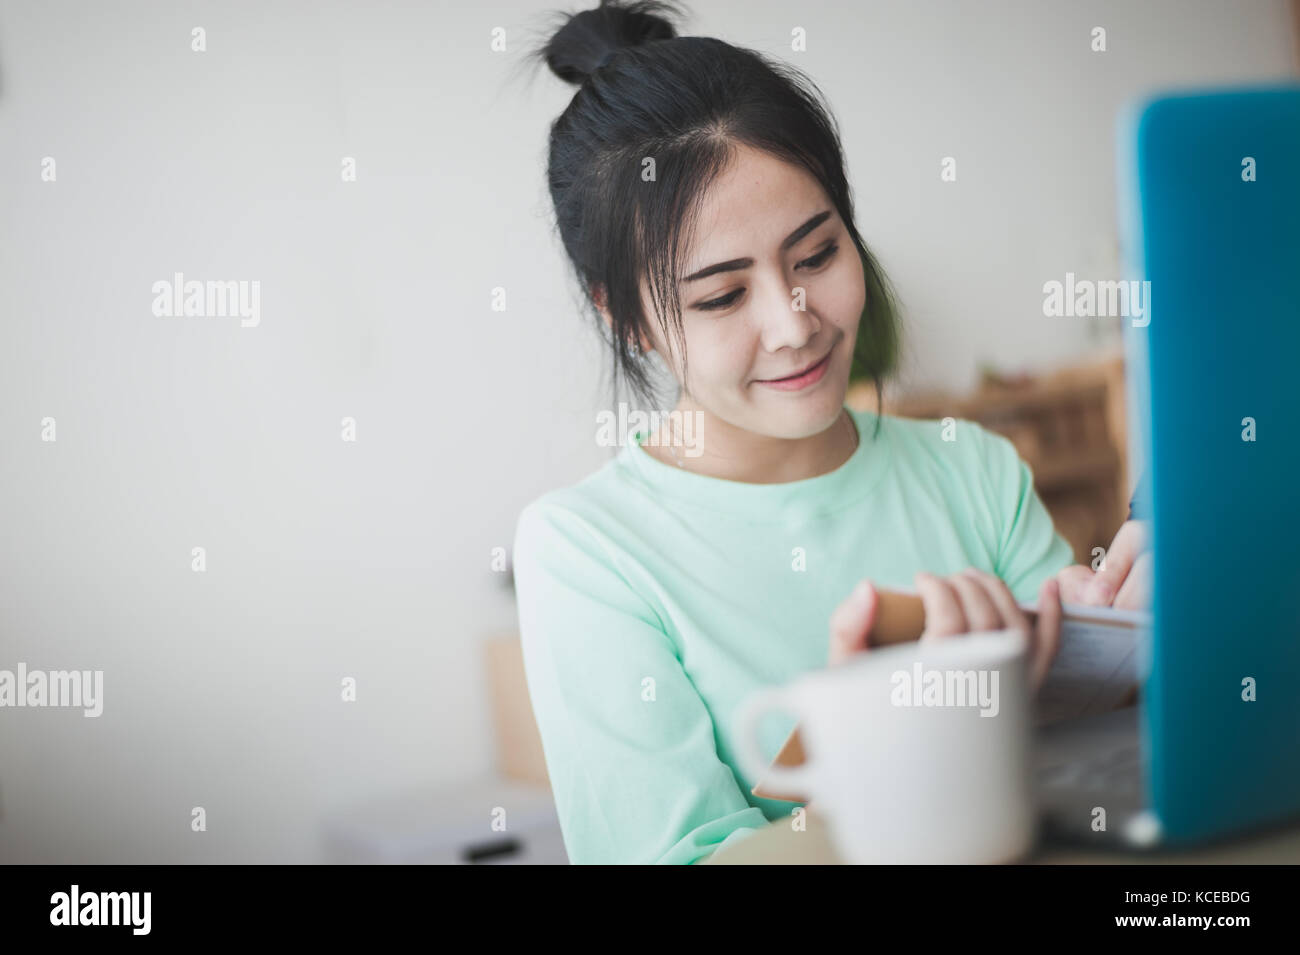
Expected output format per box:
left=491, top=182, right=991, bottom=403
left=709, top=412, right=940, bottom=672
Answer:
left=693, top=242, right=840, bottom=312
left=697, top=289, right=744, bottom=311
left=796, top=241, right=839, bottom=271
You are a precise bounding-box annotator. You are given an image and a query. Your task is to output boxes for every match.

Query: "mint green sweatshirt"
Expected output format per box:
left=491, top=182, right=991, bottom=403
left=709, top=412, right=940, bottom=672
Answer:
left=511, top=408, right=1074, bottom=864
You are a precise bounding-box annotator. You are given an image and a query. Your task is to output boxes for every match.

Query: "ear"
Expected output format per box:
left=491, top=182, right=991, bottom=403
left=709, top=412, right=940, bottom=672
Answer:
left=592, top=282, right=655, bottom=355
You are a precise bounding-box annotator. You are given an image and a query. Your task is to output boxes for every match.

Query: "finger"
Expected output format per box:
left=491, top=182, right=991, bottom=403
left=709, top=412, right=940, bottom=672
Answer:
left=828, top=580, right=878, bottom=666
left=1113, top=551, right=1153, bottom=611
left=963, top=567, right=1029, bottom=633
left=1056, top=564, right=1098, bottom=604
left=967, top=565, right=1043, bottom=685
left=915, top=572, right=965, bottom=639
left=1031, top=577, right=1063, bottom=692
left=1088, top=520, right=1149, bottom=605
left=949, top=569, right=1005, bottom=633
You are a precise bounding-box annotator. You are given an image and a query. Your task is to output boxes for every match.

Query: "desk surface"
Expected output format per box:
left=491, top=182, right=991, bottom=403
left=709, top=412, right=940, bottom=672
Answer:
left=705, top=809, right=1300, bottom=864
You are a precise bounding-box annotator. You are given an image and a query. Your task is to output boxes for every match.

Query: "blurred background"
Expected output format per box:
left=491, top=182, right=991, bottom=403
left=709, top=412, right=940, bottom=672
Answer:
left=1, top=0, right=1297, bottom=863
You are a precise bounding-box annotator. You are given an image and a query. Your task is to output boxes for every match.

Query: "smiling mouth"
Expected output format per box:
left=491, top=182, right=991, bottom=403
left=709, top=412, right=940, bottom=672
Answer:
left=759, top=348, right=833, bottom=383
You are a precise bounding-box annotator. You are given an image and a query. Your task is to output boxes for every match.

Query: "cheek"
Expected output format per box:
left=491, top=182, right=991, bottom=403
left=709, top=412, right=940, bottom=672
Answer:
left=681, top=321, right=756, bottom=390
left=825, top=256, right=867, bottom=341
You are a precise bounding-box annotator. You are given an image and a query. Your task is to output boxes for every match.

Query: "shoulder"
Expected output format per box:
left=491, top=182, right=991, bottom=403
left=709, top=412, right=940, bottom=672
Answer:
left=511, top=460, right=670, bottom=643
left=513, top=454, right=644, bottom=567
left=515, top=484, right=600, bottom=558
left=873, top=412, right=1021, bottom=479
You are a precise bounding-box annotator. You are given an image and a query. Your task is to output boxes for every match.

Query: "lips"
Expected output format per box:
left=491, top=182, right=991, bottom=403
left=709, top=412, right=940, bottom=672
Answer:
left=754, top=345, right=832, bottom=394
left=760, top=349, right=831, bottom=383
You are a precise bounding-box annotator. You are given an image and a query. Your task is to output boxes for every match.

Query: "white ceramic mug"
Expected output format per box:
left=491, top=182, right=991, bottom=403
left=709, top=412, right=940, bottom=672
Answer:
left=734, top=628, right=1037, bottom=864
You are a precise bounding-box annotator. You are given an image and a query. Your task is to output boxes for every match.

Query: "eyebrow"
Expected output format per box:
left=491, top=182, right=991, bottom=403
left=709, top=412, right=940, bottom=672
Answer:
left=681, top=210, right=834, bottom=283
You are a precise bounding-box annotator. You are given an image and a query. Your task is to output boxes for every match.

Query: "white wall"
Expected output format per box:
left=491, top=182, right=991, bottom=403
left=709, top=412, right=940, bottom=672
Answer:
left=0, top=0, right=1293, bottom=862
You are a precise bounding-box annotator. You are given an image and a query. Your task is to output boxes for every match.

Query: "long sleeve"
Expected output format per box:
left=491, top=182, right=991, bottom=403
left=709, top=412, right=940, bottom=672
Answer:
left=975, top=426, right=1076, bottom=604
left=511, top=498, right=770, bottom=864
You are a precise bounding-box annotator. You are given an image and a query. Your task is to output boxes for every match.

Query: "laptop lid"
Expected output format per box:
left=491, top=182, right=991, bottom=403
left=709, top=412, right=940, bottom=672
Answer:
left=1118, top=85, right=1300, bottom=845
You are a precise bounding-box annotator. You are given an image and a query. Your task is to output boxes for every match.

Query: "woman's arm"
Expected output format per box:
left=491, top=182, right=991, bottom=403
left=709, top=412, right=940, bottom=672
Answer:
left=512, top=498, right=770, bottom=864
left=976, top=425, right=1076, bottom=601
left=980, top=423, right=1151, bottom=610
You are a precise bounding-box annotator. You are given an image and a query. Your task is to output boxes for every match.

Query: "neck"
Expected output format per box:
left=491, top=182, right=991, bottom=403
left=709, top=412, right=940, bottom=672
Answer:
left=647, top=399, right=859, bottom=483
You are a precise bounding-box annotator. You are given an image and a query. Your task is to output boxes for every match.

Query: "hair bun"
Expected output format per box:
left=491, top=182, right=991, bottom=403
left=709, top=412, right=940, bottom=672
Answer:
left=538, top=0, right=681, bottom=86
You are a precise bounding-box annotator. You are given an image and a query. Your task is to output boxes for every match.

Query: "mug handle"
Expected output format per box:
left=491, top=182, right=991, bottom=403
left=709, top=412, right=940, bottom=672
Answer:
left=733, top=685, right=817, bottom=798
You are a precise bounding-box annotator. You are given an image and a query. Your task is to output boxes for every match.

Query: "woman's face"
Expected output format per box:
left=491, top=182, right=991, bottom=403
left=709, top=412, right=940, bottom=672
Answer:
left=639, top=144, right=866, bottom=441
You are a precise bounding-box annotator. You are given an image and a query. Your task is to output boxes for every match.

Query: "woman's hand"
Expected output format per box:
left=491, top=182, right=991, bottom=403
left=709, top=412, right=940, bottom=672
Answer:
left=1056, top=520, right=1152, bottom=610
left=828, top=569, right=1063, bottom=691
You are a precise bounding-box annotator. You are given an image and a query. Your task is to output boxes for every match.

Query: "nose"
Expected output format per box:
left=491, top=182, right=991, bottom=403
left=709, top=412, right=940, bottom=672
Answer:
left=755, top=272, right=820, bottom=354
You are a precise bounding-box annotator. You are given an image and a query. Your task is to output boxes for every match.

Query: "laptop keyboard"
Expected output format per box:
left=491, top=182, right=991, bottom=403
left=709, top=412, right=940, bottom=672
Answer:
left=1035, top=708, right=1148, bottom=842
left=1036, top=726, right=1145, bottom=797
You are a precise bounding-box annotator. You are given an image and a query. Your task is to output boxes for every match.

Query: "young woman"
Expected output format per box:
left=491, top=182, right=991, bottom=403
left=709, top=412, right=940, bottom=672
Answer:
left=513, top=0, right=1146, bottom=864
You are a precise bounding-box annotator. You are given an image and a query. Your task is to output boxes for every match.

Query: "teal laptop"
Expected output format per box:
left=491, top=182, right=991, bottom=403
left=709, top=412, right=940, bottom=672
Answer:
left=1038, top=84, right=1300, bottom=848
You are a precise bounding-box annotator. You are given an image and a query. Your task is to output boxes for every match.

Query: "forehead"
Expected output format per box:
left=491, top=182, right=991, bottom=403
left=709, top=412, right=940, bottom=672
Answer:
left=685, top=146, right=830, bottom=258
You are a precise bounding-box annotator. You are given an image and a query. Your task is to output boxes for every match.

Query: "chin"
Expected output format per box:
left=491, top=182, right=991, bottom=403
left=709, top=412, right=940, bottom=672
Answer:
left=756, top=388, right=849, bottom=440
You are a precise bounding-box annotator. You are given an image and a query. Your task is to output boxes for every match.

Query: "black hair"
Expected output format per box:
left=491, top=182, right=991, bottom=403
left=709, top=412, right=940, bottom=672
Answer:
left=524, top=0, right=902, bottom=435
